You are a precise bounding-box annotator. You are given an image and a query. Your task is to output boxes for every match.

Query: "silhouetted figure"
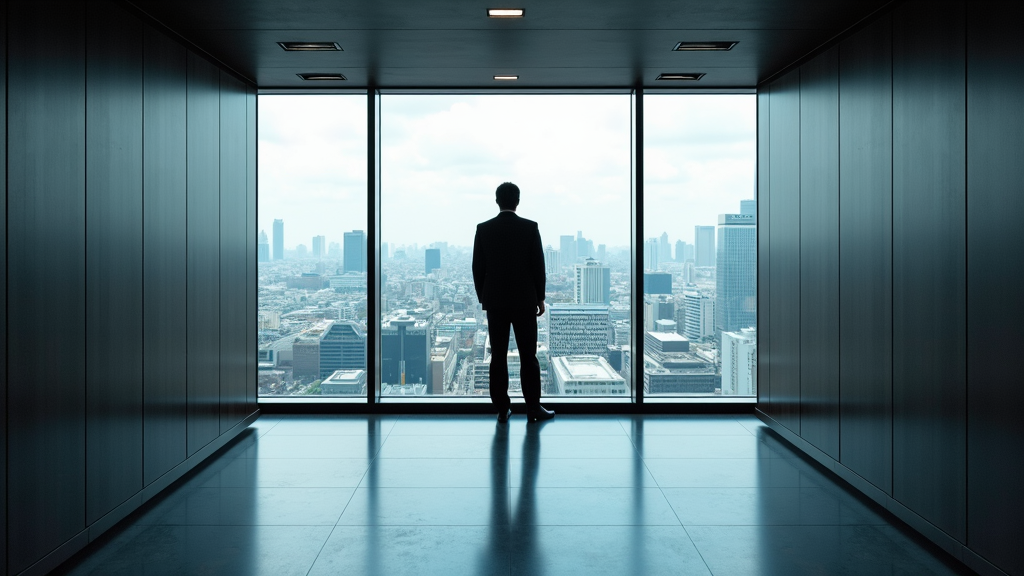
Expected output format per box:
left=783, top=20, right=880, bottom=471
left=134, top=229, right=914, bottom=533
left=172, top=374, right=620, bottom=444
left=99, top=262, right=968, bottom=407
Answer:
left=472, top=182, right=554, bottom=423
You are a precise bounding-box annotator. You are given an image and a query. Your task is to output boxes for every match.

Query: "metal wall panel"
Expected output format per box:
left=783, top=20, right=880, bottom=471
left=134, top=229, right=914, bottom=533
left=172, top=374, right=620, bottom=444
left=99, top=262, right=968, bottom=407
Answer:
left=0, top=2, right=7, bottom=571
left=966, top=1, right=1024, bottom=573
left=6, top=1, right=87, bottom=571
left=219, top=72, right=249, bottom=432
left=85, top=0, right=144, bottom=524
left=142, top=25, right=188, bottom=485
left=756, top=90, right=770, bottom=407
left=837, top=15, right=893, bottom=495
left=767, top=70, right=801, bottom=432
left=186, top=52, right=222, bottom=456
left=798, top=46, right=840, bottom=459
left=246, top=86, right=258, bottom=412
left=892, top=0, right=967, bottom=541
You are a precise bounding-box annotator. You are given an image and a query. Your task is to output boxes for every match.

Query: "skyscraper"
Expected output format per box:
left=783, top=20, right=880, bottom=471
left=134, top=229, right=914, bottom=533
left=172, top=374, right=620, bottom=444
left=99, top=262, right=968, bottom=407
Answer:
left=425, top=248, right=441, bottom=274
left=740, top=199, right=757, bottom=216
left=318, top=321, right=366, bottom=378
left=343, top=230, right=366, bottom=273
left=258, top=230, right=270, bottom=262
left=596, top=244, right=606, bottom=262
left=683, top=290, right=715, bottom=341
left=674, top=240, right=687, bottom=263
left=695, top=225, right=715, bottom=267
left=560, top=235, right=577, bottom=268
left=644, top=238, right=659, bottom=271
left=715, top=213, right=756, bottom=340
left=547, top=304, right=611, bottom=358
left=273, top=219, right=284, bottom=260
left=659, top=232, right=672, bottom=262
left=643, top=272, right=672, bottom=295
left=544, top=247, right=560, bottom=274
left=722, top=327, right=756, bottom=395
left=574, top=258, right=611, bottom=304
left=312, top=235, right=326, bottom=259
left=381, top=316, right=431, bottom=387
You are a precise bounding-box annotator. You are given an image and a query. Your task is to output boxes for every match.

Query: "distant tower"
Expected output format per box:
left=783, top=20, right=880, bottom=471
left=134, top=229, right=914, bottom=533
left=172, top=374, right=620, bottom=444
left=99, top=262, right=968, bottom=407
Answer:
left=596, top=244, right=606, bottom=262
left=659, top=232, right=671, bottom=262
left=574, top=259, right=611, bottom=304
left=740, top=199, right=757, bottom=216
left=425, top=248, right=441, bottom=274
left=272, top=219, right=284, bottom=260
left=343, top=230, right=366, bottom=273
left=694, top=225, right=716, bottom=267
left=560, top=235, right=577, bottom=267
left=258, top=230, right=270, bottom=262
left=715, top=213, right=756, bottom=340
left=644, top=238, right=659, bottom=271
left=312, top=235, right=326, bottom=259
left=544, top=247, right=560, bottom=274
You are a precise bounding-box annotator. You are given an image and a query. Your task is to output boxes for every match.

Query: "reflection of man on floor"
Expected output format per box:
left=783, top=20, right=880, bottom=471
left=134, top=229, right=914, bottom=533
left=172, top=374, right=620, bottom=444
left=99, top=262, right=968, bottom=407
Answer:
left=472, top=182, right=554, bottom=423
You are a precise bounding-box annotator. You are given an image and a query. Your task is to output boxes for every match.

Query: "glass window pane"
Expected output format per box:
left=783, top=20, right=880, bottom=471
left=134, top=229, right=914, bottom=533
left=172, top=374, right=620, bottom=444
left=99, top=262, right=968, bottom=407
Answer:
left=380, top=95, right=632, bottom=399
left=643, top=95, right=757, bottom=397
left=257, top=95, right=368, bottom=398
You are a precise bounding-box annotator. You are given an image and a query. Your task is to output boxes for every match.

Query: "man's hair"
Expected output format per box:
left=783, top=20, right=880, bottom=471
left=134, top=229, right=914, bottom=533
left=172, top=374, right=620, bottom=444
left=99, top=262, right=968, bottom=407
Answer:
left=495, top=182, right=520, bottom=209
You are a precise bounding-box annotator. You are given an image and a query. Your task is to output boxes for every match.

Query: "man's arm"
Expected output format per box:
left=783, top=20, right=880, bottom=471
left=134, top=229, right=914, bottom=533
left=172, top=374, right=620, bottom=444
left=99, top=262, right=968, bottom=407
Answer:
left=472, top=225, right=485, bottom=305
left=532, top=224, right=546, bottom=313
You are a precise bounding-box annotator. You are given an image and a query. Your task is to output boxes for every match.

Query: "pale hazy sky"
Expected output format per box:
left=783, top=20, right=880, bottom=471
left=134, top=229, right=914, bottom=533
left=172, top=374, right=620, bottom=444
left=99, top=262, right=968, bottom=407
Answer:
left=258, top=94, right=755, bottom=251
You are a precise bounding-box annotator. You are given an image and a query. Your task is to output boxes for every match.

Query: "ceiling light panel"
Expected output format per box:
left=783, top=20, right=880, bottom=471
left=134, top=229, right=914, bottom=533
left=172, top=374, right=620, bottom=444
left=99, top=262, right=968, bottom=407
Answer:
left=672, top=41, right=737, bottom=51
left=278, top=42, right=343, bottom=51
left=657, top=73, right=706, bottom=81
left=493, top=75, right=519, bottom=80
left=487, top=8, right=525, bottom=18
left=297, top=73, right=347, bottom=81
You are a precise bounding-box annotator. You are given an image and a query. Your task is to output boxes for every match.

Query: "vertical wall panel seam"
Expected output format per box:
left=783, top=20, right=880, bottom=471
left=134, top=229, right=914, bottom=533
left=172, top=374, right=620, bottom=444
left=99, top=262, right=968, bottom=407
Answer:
left=81, top=11, right=89, bottom=528
left=139, top=23, right=146, bottom=491
left=3, top=0, right=7, bottom=567
left=962, top=0, right=969, bottom=542
left=797, top=69, right=802, bottom=437
left=836, top=44, right=842, bottom=463
left=184, top=53, right=189, bottom=453
left=889, top=20, right=895, bottom=495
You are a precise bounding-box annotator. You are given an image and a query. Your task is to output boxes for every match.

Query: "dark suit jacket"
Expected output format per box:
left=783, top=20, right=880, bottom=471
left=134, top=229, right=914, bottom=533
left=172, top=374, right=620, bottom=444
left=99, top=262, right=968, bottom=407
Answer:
left=472, top=211, right=546, bottom=312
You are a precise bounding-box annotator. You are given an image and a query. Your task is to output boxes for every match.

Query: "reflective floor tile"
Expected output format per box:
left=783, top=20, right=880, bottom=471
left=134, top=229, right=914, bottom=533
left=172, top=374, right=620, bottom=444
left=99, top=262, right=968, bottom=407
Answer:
left=643, top=458, right=809, bottom=488
left=635, top=434, right=780, bottom=459
left=389, top=415, right=518, bottom=436
left=501, top=415, right=628, bottom=436
left=149, top=487, right=356, bottom=525
left=510, top=487, right=681, bottom=526
left=64, top=525, right=331, bottom=576
left=243, top=434, right=384, bottom=459
left=510, top=525, right=711, bottom=576
left=267, top=415, right=396, bottom=436
left=621, top=415, right=754, bottom=437
left=510, top=458, right=657, bottom=488
left=308, top=525, right=512, bottom=576
left=511, top=434, right=640, bottom=459
left=662, top=487, right=887, bottom=526
left=338, top=487, right=507, bottom=526
left=686, top=525, right=971, bottom=576
left=201, top=457, right=372, bottom=488
left=246, top=416, right=282, bottom=438
left=364, top=458, right=509, bottom=488
left=377, top=434, right=501, bottom=459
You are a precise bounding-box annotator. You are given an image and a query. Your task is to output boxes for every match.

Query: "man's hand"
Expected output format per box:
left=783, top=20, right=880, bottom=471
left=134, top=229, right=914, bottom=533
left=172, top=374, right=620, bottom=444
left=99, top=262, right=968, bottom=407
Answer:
left=537, top=301, right=545, bottom=316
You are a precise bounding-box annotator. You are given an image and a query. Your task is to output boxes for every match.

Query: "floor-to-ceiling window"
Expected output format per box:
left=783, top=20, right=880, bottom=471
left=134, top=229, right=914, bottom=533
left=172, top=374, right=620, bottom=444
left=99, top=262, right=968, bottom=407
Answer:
left=257, top=95, right=368, bottom=397
left=380, top=94, right=632, bottom=398
left=642, top=94, right=757, bottom=397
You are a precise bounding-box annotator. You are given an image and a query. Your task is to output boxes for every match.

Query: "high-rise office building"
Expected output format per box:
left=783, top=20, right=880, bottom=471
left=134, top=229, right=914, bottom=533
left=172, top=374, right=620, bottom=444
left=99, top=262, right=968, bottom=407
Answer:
left=675, top=240, right=687, bottom=263
left=596, top=244, right=606, bottom=262
left=547, top=304, right=611, bottom=358
left=722, top=327, right=756, bottom=396
left=644, top=272, right=672, bottom=295
left=644, top=238, right=659, bottom=271
left=328, top=242, right=342, bottom=259
left=318, top=321, right=366, bottom=378
left=312, top=235, right=326, bottom=259
left=343, top=230, right=366, bottom=273
left=715, top=213, right=757, bottom=339
left=683, top=290, right=715, bottom=341
left=560, top=234, right=577, bottom=268
left=425, top=248, right=441, bottom=274
left=695, top=225, right=715, bottom=267
left=659, top=232, right=672, bottom=262
left=574, top=259, right=611, bottom=304
left=258, top=230, right=270, bottom=262
left=273, top=219, right=284, bottom=260
left=544, top=247, right=560, bottom=274
left=644, top=295, right=675, bottom=331
left=381, top=316, right=431, bottom=388
left=740, top=199, right=757, bottom=216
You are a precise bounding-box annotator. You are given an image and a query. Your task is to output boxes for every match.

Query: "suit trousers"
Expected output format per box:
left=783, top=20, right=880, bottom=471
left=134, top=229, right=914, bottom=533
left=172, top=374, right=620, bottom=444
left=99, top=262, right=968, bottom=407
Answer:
left=486, top=308, right=542, bottom=409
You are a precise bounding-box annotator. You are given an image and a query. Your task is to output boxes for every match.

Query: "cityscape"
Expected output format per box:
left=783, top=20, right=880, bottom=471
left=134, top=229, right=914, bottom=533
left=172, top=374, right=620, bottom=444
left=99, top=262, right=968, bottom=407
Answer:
left=256, top=200, right=757, bottom=398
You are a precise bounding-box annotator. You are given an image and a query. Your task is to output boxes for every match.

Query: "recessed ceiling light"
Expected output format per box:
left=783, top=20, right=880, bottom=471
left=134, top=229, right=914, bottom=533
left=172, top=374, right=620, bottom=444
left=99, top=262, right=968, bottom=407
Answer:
left=297, top=73, right=347, bottom=81
left=493, top=75, right=519, bottom=80
left=657, top=72, right=706, bottom=81
left=673, top=41, right=737, bottom=51
left=488, top=8, right=525, bottom=18
left=278, top=42, right=343, bottom=51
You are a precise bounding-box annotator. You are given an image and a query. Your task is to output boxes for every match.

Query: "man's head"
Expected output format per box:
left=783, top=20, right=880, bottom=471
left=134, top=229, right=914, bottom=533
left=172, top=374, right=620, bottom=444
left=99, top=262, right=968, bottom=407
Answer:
left=495, top=182, right=520, bottom=210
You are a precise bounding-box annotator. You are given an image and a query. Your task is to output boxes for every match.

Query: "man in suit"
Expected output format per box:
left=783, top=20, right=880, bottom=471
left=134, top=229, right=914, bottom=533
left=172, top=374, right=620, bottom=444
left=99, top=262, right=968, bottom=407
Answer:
left=473, top=182, right=554, bottom=423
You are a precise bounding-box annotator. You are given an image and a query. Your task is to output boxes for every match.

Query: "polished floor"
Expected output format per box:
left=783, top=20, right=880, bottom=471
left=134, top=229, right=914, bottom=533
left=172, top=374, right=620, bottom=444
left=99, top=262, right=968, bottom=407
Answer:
left=59, top=414, right=973, bottom=575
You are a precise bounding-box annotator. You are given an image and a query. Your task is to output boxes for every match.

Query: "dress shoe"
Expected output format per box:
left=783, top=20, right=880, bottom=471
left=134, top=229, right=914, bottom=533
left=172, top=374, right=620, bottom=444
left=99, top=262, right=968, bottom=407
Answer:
left=526, top=405, right=555, bottom=422
left=497, top=408, right=512, bottom=423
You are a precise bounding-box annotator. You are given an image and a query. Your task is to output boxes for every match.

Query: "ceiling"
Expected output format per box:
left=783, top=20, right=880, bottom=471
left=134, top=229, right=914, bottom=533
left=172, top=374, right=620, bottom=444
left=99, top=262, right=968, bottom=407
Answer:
left=127, top=0, right=891, bottom=89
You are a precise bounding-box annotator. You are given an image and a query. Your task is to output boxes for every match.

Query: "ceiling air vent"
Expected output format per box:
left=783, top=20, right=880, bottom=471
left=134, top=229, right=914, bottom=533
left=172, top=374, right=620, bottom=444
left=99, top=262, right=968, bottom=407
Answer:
left=656, top=72, right=706, bottom=81
left=278, top=42, right=343, bottom=51
left=297, top=73, right=347, bottom=81
left=672, top=41, right=737, bottom=51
